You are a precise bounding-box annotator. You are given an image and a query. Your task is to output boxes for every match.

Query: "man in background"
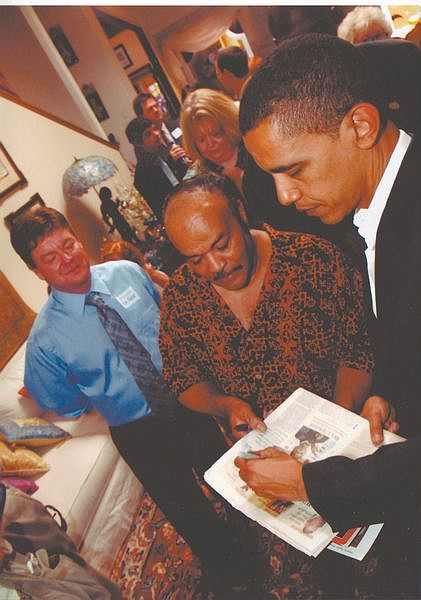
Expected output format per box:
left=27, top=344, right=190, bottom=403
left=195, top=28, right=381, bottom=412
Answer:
left=126, top=117, right=189, bottom=219
left=215, top=46, right=249, bottom=100
left=133, top=92, right=181, bottom=146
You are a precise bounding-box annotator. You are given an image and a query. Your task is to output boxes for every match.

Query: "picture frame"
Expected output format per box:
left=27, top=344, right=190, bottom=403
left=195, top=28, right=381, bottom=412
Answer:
left=0, top=142, right=27, bottom=203
left=4, top=193, right=45, bottom=230
left=82, top=83, right=109, bottom=123
left=129, top=64, right=157, bottom=94
left=113, top=43, right=133, bottom=70
left=49, top=25, right=79, bottom=67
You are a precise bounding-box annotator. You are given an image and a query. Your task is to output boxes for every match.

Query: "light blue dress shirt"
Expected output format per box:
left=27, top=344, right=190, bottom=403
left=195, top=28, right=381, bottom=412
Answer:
left=25, top=260, right=163, bottom=426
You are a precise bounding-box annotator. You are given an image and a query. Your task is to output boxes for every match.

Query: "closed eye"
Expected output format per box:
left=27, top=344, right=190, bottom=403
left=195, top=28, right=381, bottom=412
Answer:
left=216, top=240, right=229, bottom=251
left=41, top=253, right=56, bottom=264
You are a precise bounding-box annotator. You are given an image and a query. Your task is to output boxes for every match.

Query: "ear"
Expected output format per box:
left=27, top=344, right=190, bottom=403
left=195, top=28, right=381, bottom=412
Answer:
left=344, top=103, right=381, bottom=149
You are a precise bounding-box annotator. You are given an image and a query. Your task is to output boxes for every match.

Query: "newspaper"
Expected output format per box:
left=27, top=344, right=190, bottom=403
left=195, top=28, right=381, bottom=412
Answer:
left=204, top=387, right=404, bottom=558
left=329, top=523, right=384, bottom=561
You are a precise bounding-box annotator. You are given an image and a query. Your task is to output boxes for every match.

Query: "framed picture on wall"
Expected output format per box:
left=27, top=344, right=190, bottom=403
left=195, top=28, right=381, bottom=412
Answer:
left=4, top=193, right=45, bottom=230
left=49, top=25, right=79, bottom=67
left=82, top=83, right=109, bottom=122
left=129, top=64, right=155, bottom=94
left=0, top=142, right=27, bottom=203
left=113, top=43, right=133, bottom=70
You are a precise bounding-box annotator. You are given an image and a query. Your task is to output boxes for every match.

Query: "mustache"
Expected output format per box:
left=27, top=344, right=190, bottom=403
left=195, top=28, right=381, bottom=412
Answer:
left=213, top=264, right=241, bottom=282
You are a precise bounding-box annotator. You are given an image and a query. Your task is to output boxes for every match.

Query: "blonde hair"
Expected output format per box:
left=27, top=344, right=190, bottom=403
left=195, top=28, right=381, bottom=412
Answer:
left=180, top=88, right=241, bottom=163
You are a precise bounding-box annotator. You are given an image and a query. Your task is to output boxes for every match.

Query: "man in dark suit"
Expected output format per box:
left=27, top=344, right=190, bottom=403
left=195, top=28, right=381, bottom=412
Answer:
left=244, top=7, right=421, bottom=264
left=241, top=32, right=420, bottom=441
left=237, top=33, right=421, bottom=595
left=126, top=117, right=189, bottom=220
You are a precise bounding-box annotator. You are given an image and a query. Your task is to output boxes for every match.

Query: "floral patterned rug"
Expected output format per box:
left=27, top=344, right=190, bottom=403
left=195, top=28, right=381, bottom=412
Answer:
left=110, top=493, right=202, bottom=599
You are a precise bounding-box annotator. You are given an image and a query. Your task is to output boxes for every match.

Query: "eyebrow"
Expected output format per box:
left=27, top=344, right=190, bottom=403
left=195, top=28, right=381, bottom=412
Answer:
left=184, top=232, right=225, bottom=260
left=269, top=161, right=301, bottom=175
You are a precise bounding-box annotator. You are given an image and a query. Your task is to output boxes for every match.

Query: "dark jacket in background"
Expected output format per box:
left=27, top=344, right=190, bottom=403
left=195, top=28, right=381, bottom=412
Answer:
left=134, top=148, right=187, bottom=220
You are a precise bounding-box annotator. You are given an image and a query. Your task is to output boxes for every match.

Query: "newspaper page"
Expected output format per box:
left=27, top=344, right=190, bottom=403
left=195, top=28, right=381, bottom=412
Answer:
left=204, top=388, right=403, bottom=558
left=329, top=523, right=384, bottom=560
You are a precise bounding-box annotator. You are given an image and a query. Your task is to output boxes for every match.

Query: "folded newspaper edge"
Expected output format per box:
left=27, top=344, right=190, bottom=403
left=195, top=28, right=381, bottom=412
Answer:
left=204, top=387, right=404, bottom=559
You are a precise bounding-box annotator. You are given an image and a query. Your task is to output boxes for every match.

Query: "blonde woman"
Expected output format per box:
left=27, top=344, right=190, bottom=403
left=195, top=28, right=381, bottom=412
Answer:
left=180, top=88, right=246, bottom=192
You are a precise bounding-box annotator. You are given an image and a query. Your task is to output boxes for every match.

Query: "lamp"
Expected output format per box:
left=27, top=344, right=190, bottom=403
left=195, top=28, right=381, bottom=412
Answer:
left=62, top=155, right=155, bottom=248
left=62, top=155, right=118, bottom=199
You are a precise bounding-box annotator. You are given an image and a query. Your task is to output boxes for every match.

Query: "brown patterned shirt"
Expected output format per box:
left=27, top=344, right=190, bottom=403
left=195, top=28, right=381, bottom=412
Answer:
left=160, top=227, right=374, bottom=418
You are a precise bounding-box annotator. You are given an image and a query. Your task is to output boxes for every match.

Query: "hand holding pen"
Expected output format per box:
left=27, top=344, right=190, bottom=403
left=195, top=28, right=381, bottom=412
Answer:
left=224, top=397, right=267, bottom=441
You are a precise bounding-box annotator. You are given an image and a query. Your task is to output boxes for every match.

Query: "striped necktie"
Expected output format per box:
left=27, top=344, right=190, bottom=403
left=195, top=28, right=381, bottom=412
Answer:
left=85, top=293, right=175, bottom=418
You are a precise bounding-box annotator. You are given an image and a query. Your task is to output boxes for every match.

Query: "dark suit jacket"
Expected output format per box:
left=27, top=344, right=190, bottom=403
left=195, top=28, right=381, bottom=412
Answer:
left=134, top=149, right=187, bottom=220
left=373, top=136, right=421, bottom=437
left=303, top=435, right=421, bottom=531
left=303, top=138, right=421, bottom=530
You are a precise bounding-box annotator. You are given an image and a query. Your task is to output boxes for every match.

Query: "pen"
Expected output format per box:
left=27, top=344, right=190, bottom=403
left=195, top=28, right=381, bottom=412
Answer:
left=234, top=424, right=250, bottom=432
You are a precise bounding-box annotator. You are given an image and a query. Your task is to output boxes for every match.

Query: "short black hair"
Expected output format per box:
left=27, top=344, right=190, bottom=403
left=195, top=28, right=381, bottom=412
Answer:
left=10, top=207, right=71, bottom=269
left=133, top=92, right=154, bottom=117
left=217, top=46, right=249, bottom=78
left=240, top=33, right=387, bottom=138
left=126, top=117, right=154, bottom=146
left=163, top=172, right=245, bottom=225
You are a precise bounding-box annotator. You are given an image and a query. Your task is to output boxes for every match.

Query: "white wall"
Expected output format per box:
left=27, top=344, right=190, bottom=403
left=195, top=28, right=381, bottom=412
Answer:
left=0, top=94, right=133, bottom=313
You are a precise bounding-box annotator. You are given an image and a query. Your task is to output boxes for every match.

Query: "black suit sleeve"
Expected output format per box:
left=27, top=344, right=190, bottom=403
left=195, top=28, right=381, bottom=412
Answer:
left=302, top=436, right=421, bottom=531
left=134, top=156, right=174, bottom=220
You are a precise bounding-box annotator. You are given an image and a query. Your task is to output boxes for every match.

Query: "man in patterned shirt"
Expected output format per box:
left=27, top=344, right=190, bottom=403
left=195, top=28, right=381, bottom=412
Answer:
left=159, top=172, right=374, bottom=440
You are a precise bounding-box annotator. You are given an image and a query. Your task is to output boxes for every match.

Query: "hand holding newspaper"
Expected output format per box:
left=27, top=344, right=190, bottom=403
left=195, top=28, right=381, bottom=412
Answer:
left=204, top=388, right=404, bottom=559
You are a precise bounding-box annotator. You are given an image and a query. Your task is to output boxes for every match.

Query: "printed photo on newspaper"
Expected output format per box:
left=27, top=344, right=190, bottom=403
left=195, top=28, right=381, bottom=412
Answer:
left=204, top=387, right=404, bottom=559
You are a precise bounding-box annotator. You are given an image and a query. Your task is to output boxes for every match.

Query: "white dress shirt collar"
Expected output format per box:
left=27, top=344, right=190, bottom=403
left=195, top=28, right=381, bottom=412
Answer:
left=353, top=129, right=412, bottom=315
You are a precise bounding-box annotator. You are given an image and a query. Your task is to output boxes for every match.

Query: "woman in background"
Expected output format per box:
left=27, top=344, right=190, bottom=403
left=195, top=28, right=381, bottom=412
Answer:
left=180, top=88, right=246, bottom=193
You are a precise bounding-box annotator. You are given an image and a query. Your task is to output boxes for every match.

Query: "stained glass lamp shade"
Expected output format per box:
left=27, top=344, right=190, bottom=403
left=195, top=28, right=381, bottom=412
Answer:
left=62, top=156, right=118, bottom=199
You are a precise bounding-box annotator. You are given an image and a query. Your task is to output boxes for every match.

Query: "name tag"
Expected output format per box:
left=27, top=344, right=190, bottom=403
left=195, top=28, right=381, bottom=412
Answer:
left=116, top=287, right=139, bottom=309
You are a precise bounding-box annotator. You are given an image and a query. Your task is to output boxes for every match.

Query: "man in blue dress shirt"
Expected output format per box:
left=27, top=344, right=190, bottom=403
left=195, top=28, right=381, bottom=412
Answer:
left=10, top=207, right=256, bottom=590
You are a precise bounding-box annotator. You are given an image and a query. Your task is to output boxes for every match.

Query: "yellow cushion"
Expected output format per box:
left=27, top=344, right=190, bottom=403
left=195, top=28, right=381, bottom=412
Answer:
left=0, top=440, right=49, bottom=477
